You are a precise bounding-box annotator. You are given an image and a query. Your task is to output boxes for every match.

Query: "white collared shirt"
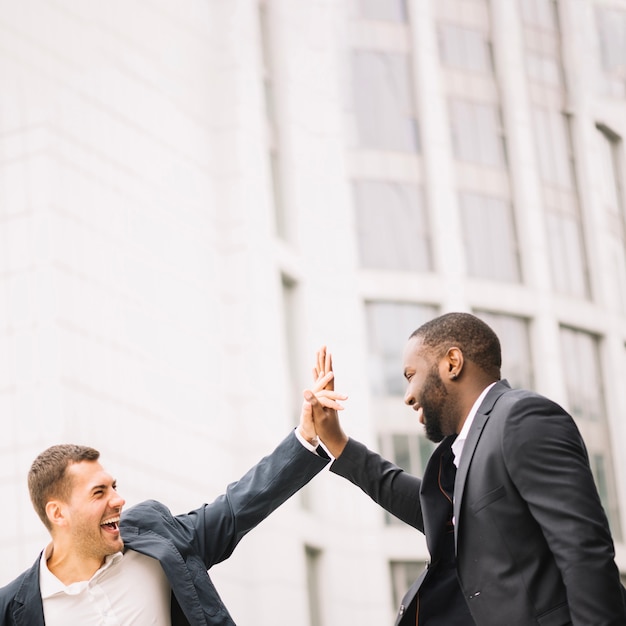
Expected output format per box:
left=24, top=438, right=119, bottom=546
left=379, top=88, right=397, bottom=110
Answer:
left=451, top=382, right=497, bottom=469
left=40, top=545, right=171, bottom=625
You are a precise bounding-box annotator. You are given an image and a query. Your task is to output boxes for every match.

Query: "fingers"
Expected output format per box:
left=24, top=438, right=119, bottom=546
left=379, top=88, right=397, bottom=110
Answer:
left=315, top=389, right=347, bottom=411
left=312, top=346, right=335, bottom=390
left=312, top=371, right=334, bottom=393
left=298, top=399, right=319, bottom=445
left=302, top=388, right=347, bottom=412
left=317, top=347, right=326, bottom=376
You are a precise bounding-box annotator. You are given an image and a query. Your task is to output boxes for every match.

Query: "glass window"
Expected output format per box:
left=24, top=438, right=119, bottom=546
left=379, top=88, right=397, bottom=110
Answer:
left=378, top=433, right=434, bottom=525
left=390, top=561, right=427, bottom=610
left=596, top=126, right=626, bottom=311
left=459, top=192, right=520, bottom=282
left=354, top=182, right=431, bottom=272
left=439, top=24, right=492, bottom=73
left=526, top=53, right=561, bottom=87
left=281, top=275, right=300, bottom=423
left=450, top=100, right=506, bottom=167
left=520, top=0, right=559, bottom=31
left=596, top=9, right=626, bottom=75
left=352, top=51, right=419, bottom=153
left=305, top=546, right=324, bottom=626
left=365, top=301, right=438, bottom=396
left=560, top=327, right=604, bottom=422
left=532, top=109, right=574, bottom=188
left=545, top=211, right=588, bottom=298
left=473, top=311, right=533, bottom=389
left=560, top=327, right=622, bottom=540
left=596, top=8, right=626, bottom=96
left=359, top=0, right=408, bottom=22
left=592, top=454, right=623, bottom=542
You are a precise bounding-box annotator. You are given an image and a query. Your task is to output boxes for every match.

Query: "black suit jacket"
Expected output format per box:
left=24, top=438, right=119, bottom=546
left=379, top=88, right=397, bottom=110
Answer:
left=331, top=381, right=626, bottom=626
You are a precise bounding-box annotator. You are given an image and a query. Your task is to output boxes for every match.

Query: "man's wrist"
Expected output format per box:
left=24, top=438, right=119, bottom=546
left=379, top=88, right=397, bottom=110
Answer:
left=295, top=426, right=319, bottom=450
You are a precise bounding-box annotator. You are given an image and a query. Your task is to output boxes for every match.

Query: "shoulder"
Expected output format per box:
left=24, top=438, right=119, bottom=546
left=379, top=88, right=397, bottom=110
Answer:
left=487, top=383, right=570, bottom=424
left=121, top=500, right=175, bottom=529
left=0, top=559, right=40, bottom=618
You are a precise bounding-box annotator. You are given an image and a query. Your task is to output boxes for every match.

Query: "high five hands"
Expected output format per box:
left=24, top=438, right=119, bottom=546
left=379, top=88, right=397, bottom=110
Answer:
left=300, top=346, right=349, bottom=458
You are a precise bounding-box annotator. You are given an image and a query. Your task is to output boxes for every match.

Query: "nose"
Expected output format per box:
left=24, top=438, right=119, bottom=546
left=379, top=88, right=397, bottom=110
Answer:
left=404, top=389, right=416, bottom=406
left=110, top=491, right=126, bottom=510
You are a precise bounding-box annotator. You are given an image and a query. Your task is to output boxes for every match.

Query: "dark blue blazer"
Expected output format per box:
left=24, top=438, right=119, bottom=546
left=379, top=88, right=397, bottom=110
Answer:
left=0, top=432, right=330, bottom=625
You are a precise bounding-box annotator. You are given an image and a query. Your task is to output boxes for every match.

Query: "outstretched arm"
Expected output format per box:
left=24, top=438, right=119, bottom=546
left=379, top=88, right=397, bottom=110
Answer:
left=303, top=347, right=424, bottom=529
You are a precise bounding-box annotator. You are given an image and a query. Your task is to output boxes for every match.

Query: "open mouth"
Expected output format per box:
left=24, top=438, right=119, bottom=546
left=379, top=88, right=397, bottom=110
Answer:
left=100, top=516, right=120, bottom=533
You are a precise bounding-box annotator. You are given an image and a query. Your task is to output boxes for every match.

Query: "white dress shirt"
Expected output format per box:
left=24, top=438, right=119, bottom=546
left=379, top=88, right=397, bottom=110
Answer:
left=40, top=545, right=171, bottom=625
left=451, top=382, right=496, bottom=469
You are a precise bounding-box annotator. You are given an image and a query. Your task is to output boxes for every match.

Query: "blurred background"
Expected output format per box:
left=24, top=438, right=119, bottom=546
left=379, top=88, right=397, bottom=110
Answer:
left=1, top=0, right=625, bottom=623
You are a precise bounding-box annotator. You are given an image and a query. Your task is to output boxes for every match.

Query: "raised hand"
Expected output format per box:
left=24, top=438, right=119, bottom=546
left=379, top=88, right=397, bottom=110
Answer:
left=303, top=347, right=349, bottom=458
left=298, top=351, right=346, bottom=446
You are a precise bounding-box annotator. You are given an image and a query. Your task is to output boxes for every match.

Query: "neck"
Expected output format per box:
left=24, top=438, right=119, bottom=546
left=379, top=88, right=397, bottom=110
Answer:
left=46, top=541, right=106, bottom=585
left=455, top=378, right=497, bottom=434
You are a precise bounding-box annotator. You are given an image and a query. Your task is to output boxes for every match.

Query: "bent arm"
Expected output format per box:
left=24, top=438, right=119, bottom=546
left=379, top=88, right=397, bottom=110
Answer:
left=331, top=438, right=424, bottom=531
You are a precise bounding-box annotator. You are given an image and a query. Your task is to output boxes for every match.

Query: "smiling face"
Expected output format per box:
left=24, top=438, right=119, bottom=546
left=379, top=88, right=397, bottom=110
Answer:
left=60, top=461, right=126, bottom=562
left=402, top=336, right=461, bottom=442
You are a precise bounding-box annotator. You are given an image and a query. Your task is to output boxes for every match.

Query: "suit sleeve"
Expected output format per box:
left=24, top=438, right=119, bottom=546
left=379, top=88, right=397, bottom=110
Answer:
left=502, top=396, right=626, bottom=624
left=184, top=431, right=330, bottom=568
left=330, top=438, right=424, bottom=531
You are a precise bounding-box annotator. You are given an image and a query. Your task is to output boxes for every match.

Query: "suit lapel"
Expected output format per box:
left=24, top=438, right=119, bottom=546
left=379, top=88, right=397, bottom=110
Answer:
left=12, top=556, right=45, bottom=625
left=453, top=380, right=511, bottom=550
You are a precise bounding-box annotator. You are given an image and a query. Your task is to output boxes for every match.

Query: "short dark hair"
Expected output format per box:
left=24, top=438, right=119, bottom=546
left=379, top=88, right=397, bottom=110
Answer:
left=411, top=312, right=501, bottom=378
left=28, top=444, right=100, bottom=530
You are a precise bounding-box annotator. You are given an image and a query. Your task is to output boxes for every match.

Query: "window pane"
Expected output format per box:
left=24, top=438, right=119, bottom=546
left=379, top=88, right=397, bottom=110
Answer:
left=390, top=561, right=426, bottom=610
left=591, top=454, right=622, bottom=541
left=459, top=193, right=520, bottom=282
left=596, top=9, right=626, bottom=73
left=526, top=53, right=561, bottom=86
left=354, top=182, right=431, bottom=271
left=353, top=51, right=419, bottom=152
left=596, top=128, right=626, bottom=309
left=450, top=100, right=505, bottom=166
left=305, top=546, right=323, bottom=626
left=366, top=301, right=438, bottom=396
left=439, top=24, right=492, bottom=73
left=359, top=0, right=408, bottom=22
left=532, top=109, right=573, bottom=188
left=520, top=0, right=558, bottom=31
left=560, top=327, right=604, bottom=421
left=546, top=212, right=588, bottom=298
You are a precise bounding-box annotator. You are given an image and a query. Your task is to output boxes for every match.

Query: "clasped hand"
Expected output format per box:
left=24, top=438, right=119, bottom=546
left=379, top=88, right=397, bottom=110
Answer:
left=298, top=347, right=349, bottom=458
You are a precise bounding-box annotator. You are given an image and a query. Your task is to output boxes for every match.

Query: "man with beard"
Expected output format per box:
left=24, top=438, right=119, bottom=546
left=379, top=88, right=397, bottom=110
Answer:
left=304, top=313, right=626, bottom=626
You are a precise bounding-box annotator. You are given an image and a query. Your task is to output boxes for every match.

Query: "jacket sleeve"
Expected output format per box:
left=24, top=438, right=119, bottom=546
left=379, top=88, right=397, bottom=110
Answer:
left=179, top=431, right=330, bottom=568
left=330, top=438, right=424, bottom=531
left=503, top=395, right=626, bottom=624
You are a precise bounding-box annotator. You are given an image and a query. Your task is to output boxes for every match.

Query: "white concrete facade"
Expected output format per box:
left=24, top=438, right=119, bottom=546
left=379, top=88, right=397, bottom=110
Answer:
left=1, top=1, right=625, bottom=625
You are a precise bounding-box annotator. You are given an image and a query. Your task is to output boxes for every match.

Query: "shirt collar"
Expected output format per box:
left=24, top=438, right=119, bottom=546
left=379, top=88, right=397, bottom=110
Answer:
left=451, top=381, right=496, bottom=467
left=39, top=544, right=123, bottom=599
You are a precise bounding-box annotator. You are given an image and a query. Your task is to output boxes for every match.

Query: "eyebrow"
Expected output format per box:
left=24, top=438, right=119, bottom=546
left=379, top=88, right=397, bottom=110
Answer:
left=90, top=480, right=117, bottom=492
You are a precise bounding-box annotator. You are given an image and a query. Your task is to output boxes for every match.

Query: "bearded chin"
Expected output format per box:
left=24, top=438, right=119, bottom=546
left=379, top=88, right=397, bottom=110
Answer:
left=423, top=412, right=445, bottom=443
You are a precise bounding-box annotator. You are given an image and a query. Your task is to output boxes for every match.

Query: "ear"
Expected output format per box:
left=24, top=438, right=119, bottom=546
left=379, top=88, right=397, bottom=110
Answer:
left=443, top=347, right=463, bottom=380
left=45, top=500, right=69, bottom=530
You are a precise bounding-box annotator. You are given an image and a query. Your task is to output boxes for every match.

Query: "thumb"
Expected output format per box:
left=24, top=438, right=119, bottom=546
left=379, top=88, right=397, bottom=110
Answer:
left=303, top=389, right=317, bottom=404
